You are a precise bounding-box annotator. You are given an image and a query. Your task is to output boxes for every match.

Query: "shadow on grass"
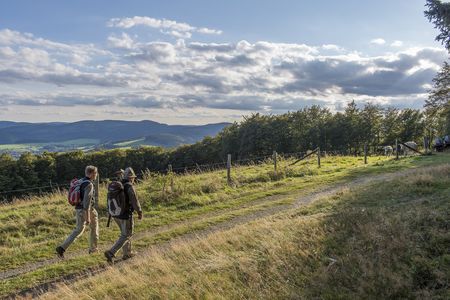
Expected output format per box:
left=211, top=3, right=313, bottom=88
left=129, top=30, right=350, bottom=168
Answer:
left=295, top=163, right=450, bottom=299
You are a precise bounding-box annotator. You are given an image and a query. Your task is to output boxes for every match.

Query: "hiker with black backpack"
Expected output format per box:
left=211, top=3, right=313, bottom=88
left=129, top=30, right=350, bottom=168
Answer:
left=56, top=165, right=99, bottom=258
left=104, top=167, right=143, bottom=263
left=106, top=169, right=125, bottom=228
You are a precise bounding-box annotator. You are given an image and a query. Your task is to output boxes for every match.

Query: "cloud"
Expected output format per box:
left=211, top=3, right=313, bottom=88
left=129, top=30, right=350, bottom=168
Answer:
left=370, top=38, right=386, bottom=45
left=197, top=27, right=223, bottom=35
left=108, top=16, right=222, bottom=39
left=107, top=33, right=136, bottom=49
left=108, top=16, right=194, bottom=31
left=1, top=27, right=447, bottom=116
left=391, top=40, right=403, bottom=47
left=321, top=44, right=344, bottom=52
left=126, top=41, right=177, bottom=64
left=187, top=42, right=235, bottom=52
left=162, top=30, right=192, bottom=39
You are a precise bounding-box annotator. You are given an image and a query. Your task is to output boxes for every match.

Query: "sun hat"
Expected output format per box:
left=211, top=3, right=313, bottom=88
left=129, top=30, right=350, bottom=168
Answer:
left=124, top=167, right=137, bottom=178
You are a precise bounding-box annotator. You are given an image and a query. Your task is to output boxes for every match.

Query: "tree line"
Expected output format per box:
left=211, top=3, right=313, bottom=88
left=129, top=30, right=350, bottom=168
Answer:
left=1, top=1, right=449, bottom=200
left=0, top=102, right=432, bottom=200
left=424, top=0, right=450, bottom=135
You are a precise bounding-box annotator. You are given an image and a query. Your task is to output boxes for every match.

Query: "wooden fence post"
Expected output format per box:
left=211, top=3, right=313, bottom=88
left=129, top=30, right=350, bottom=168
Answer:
left=94, top=172, right=99, bottom=210
left=168, top=164, right=174, bottom=191
left=364, top=143, right=368, bottom=164
left=317, top=147, right=321, bottom=168
left=273, top=151, right=277, bottom=176
left=395, top=139, right=399, bottom=160
left=227, top=154, right=232, bottom=185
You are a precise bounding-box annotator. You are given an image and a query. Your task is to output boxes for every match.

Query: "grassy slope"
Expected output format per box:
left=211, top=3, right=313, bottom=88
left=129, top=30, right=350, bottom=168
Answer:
left=1, top=153, right=449, bottom=297
left=40, top=161, right=450, bottom=299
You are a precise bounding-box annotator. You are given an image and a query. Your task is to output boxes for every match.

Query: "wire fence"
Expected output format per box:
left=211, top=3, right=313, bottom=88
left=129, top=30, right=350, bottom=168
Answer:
left=0, top=180, right=72, bottom=196
left=0, top=147, right=415, bottom=199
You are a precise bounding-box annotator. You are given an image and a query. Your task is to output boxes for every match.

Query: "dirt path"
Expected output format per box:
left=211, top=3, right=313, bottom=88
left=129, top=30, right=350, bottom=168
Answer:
left=4, top=166, right=432, bottom=298
left=0, top=191, right=300, bottom=281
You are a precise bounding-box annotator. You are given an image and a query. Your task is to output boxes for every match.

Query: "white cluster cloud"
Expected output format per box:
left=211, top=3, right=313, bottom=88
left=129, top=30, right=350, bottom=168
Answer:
left=107, top=32, right=136, bottom=49
left=370, top=38, right=386, bottom=45
left=108, top=16, right=222, bottom=39
left=391, top=40, right=403, bottom=47
left=0, top=25, right=447, bottom=123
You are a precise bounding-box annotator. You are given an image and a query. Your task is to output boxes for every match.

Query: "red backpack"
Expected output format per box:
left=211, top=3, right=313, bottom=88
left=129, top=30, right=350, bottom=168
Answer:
left=68, top=178, right=89, bottom=206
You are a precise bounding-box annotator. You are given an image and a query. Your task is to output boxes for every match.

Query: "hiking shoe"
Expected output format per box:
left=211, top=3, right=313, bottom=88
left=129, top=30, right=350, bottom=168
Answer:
left=104, top=250, right=114, bottom=263
left=122, top=252, right=137, bottom=260
left=89, top=248, right=99, bottom=254
left=56, top=246, right=65, bottom=259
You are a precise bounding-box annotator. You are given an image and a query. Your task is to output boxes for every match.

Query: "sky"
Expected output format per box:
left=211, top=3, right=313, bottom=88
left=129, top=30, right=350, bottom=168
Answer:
left=0, top=0, right=448, bottom=124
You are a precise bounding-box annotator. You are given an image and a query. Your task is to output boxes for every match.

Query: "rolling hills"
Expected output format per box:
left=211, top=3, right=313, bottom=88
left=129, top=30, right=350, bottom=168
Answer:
left=0, top=120, right=230, bottom=152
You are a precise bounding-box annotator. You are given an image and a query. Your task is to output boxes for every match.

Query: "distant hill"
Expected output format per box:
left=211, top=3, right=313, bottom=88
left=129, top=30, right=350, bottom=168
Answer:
left=0, top=120, right=230, bottom=148
left=0, top=121, right=30, bottom=129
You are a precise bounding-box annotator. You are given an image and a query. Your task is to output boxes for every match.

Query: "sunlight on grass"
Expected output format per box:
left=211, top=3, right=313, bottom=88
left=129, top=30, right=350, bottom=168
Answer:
left=39, top=163, right=450, bottom=299
left=0, top=153, right=449, bottom=297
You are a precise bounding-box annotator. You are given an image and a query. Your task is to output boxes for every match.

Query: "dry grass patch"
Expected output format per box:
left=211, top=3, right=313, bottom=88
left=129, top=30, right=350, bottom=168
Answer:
left=39, top=164, right=450, bottom=299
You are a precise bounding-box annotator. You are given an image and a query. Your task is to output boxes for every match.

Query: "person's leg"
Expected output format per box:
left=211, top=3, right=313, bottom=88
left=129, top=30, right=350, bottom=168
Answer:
left=122, top=217, right=134, bottom=258
left=60, top=209, right=86, bottom=250
left=109, top=218, right=132, bottom=257
left=89, top=208, right=99, bottom=252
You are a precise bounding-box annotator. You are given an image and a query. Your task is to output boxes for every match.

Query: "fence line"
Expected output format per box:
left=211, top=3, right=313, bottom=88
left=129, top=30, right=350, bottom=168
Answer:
left=0, top=144, right=420, bottom=197
left=0, top=180, right=72, bottom=195
left=0, top=151, right=307, bottom=196
left=0, top=185, right=54, bottom=195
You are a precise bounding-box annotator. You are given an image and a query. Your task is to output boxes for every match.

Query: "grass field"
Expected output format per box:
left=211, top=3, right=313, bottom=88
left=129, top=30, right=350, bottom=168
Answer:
left=0, top=153, right=449, bottom=298
left=0, top=139, right=100, bottom=153
left=40, top=161, right=450, bottom=299
left=113, top=138, right=146, bottom=147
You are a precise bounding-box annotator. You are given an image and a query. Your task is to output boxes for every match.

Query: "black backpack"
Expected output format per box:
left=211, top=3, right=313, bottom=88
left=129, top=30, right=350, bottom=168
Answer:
left=107, top=181, right=128, bottom=217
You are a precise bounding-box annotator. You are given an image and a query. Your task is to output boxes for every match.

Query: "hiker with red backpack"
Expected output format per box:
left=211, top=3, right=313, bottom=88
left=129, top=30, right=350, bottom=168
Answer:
left=104, top=167, right=143, bottom=263
left=56, top=165, right=99, bottom=258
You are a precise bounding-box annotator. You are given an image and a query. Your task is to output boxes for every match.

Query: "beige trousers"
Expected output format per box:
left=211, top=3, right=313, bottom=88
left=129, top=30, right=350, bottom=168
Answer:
left=60, top=208, right=99, bottom=251
left=109, top=217, right=134, bottom=257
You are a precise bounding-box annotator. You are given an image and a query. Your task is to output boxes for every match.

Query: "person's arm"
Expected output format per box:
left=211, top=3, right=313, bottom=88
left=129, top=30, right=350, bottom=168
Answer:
left=83, top=182, right=94, bottom=223
left=127, top=185, right=143, bottom=219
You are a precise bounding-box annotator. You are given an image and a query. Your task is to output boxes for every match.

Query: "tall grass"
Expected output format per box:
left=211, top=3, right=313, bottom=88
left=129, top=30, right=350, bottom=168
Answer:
left=39, top=164, right=450, bottom=299
left=1, top=153, right=449, bottom=298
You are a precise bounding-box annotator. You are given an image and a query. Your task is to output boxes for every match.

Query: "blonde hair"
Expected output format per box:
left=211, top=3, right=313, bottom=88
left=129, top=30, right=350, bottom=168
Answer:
left=85, top=165, right=98, bottom=177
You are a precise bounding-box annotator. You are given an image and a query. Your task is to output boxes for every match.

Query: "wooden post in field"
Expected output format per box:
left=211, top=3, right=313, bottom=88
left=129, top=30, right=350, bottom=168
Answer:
left=49, top=180, right=53, bottom=191
left=168, top=164, right=174, bottom=191
left=395, top=139, right=399, bottom=160
left=273, top=151, right=277, bottom=176
left=317, top=147, right=321, bottom=168
left=364, top=143, right=368, bottom=164
left=162, top=180, right=166, bottom=197
left=94, top=172, right=99, bottom=211
left=227, top=154, right=232, bottom=185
